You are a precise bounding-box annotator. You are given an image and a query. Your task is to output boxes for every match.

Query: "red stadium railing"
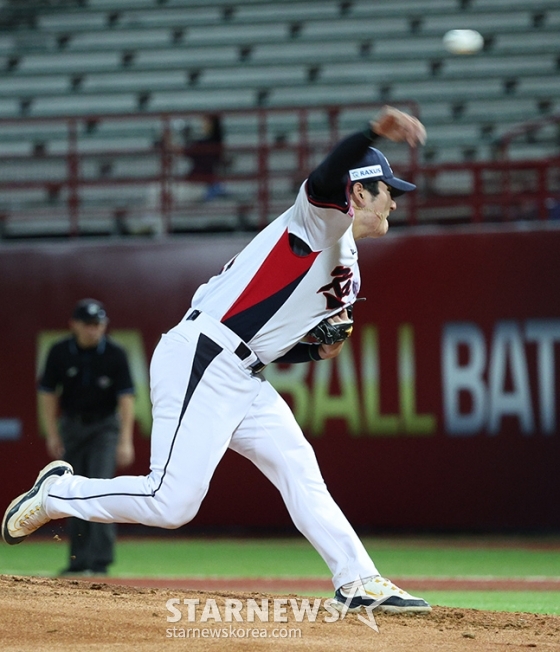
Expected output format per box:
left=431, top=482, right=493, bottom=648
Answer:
left=497, top=113, right=560, bottom=160
left=411, top=157, right=560, bottom=225
left=0, top=103, right=558, bottom=238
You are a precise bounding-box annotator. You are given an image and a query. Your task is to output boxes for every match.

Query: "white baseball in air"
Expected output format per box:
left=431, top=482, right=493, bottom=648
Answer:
left=443, top=29, right=484, bottom=55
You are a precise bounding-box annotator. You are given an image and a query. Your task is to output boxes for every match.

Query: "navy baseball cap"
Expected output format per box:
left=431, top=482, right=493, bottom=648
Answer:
left=348, top=147, right=416, bottom=196
left=72, top=299, right=108, bottom=324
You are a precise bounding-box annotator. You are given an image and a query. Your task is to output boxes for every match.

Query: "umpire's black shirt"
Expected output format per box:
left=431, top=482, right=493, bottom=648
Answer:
left=38, top=336, right=134, bottom=421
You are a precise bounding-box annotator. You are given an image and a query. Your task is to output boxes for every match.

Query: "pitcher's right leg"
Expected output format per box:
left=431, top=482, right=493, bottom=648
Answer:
left=3, top=330, right=260, bottom=543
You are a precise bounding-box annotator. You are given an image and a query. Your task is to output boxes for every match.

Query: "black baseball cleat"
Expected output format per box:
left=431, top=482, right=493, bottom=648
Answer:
left=332, top=575, right=432, bottom=614
left=2, top=461, right=73, bottom=545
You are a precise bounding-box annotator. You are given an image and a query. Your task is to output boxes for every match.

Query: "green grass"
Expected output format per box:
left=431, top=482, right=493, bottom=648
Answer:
left=421, top=591, right=560, bottom=615
left=360, top=540, right=560, bottom=578
left=2, top=537, right=560, bottom=579
left=0, top=538, right=329, bottom=578
left=1, top=537, right=559, bottom=615
left=295, top=590, right=560, bottom=615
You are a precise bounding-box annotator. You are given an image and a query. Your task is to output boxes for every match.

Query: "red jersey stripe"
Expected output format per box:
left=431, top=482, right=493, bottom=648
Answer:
left=222, top=229, right=319, bottom=322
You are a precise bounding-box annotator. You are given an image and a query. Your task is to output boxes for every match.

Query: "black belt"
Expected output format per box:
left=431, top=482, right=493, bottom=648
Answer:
left=66, top=413, right=113, bottom=425
left=186, top=310, right=266, bottom=374
left=234, top=341, right=267, bottom=374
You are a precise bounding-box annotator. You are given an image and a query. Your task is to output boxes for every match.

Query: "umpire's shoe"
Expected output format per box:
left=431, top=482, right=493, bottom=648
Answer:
left=2, top=461, right=73, bottom=545
left=333, top=575, right=432, bottom=614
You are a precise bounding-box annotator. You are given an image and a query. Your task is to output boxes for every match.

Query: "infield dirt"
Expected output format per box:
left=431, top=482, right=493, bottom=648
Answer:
left=1, top=574, right=559, bottom=652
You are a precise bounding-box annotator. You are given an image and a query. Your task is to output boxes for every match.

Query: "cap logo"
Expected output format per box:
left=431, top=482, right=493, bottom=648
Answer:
left=349, top=164, right=383, bottom=181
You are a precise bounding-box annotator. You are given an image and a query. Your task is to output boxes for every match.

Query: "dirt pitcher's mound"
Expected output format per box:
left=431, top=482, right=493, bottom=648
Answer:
left=1, top=575, right=559, bottom=652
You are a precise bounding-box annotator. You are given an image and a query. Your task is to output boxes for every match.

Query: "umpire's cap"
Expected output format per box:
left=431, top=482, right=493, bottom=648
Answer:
left=348, top=147, right=416, bottom=196
left=72, top=298, right=108, bottom=324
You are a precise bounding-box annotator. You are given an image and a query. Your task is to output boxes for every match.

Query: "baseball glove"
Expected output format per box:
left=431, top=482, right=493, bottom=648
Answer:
left=308, top=314, right=354, bottom=345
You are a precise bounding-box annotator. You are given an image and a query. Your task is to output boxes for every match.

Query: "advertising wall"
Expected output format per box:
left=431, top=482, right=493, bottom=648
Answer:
left=1, top=226, right=559, bottom=531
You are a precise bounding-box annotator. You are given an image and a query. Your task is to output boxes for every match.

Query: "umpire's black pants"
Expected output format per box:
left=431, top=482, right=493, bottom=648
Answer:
left=60, top=414, right=119, bottom=573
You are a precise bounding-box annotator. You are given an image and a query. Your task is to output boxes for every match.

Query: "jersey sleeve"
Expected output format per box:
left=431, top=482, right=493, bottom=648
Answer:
left=37, top=344, right=62, bottom=392
left=113, top=346, right=135, bottom=395
left=307, top=128, right=379, bottom=208
left=274, top=342, right=323, bottom=364
left=288, top=186, right=353, bottom=252
left=288, top=127, right=379, bottom=252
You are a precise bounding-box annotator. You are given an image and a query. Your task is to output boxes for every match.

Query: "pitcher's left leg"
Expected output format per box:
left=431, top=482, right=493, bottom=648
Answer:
left=229, top=379, right=377, bottom=589
left=229, top=380, right=431, bottom=613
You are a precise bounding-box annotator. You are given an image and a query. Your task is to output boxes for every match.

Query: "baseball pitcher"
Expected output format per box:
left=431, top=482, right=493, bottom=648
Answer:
left=3, top=106, right=430, bottom=614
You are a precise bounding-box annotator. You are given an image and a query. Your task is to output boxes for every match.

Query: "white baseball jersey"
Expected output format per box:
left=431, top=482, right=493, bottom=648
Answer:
left=191, top=181, right=361, bottom=364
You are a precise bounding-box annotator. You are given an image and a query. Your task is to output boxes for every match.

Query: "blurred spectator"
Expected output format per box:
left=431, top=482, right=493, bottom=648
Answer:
left=183, top=113, right=226, bottom=201
left=141, top=114, right=227, bottom=232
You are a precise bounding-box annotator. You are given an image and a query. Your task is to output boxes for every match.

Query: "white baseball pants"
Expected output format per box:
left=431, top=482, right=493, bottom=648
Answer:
left=46, top=311, right=378, bottom=588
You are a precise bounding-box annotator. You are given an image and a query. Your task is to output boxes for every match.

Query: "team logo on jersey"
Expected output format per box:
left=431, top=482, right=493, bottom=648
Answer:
left=318, top=266, right=353, bottom=309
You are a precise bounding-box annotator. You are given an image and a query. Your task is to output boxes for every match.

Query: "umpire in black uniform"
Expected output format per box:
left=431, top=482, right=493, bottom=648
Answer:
left=38, top=298, right=135, bottom=576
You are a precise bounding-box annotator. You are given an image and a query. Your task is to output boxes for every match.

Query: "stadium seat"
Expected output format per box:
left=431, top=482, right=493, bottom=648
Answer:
left=0, top=0, right=558, bottom=235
